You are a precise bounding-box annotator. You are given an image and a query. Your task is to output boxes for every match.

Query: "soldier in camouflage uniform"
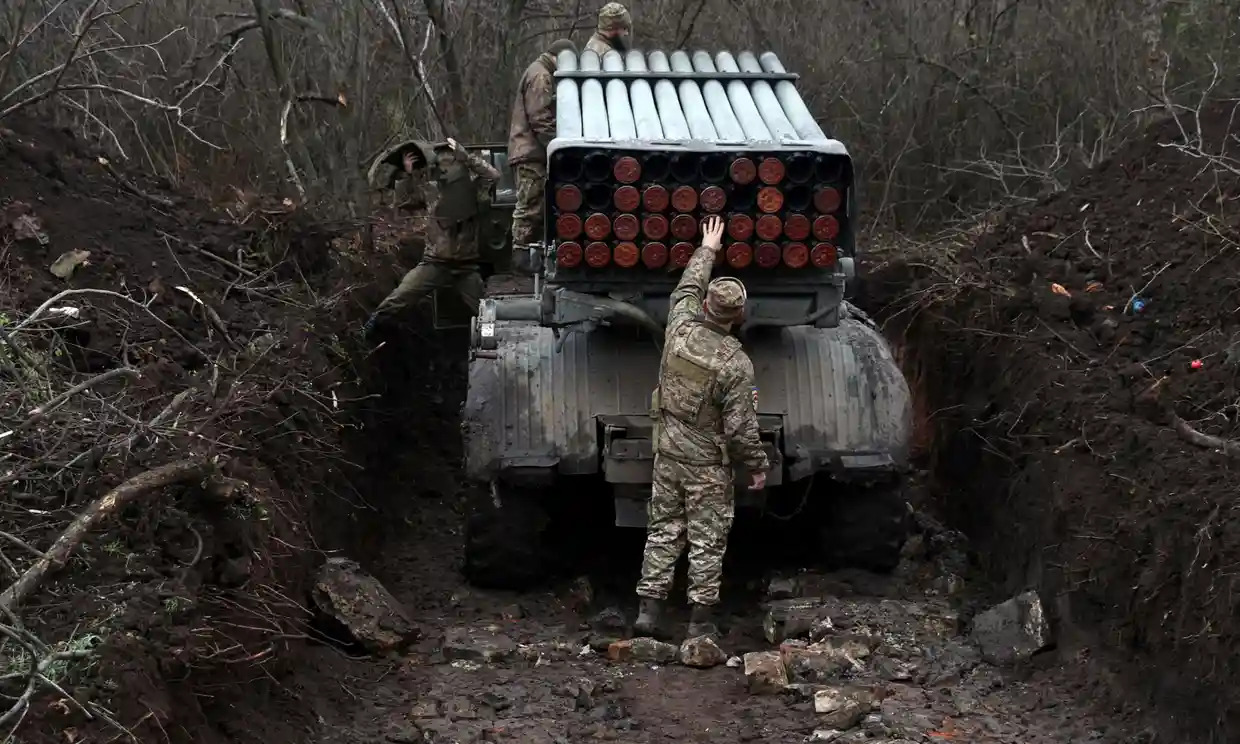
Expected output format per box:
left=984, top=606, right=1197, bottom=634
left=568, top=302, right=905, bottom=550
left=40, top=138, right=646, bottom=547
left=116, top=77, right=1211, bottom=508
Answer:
left=585, top=3, right=632, bottom=57
left=509, top=39, right=578, bottom=261
left=364, top=138, right=501, bottom=335
left=635, top=215, right=770, bottom=640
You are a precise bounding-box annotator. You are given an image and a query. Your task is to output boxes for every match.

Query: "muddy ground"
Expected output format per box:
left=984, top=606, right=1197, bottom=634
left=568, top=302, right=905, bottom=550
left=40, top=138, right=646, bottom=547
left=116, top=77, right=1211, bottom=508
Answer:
left=2, top=100, right=1237, bottom=744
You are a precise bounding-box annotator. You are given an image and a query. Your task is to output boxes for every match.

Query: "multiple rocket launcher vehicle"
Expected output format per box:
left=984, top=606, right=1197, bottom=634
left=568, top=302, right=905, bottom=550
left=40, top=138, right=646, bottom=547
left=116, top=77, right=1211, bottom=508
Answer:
left=458, top=47, right=913, bottom=588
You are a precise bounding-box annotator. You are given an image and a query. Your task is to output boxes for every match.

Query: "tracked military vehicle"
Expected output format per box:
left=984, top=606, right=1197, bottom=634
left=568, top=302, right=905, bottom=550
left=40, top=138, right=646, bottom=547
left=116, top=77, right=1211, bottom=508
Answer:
left=460, top=48, right=913, bottom=589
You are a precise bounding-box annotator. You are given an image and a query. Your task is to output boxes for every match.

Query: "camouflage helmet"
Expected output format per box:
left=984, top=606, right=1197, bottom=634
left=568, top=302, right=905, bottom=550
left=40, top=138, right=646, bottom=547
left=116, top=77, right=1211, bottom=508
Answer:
left=705, top=277, right=748, bottom=320
left=597, top=2, right=631, bottom=33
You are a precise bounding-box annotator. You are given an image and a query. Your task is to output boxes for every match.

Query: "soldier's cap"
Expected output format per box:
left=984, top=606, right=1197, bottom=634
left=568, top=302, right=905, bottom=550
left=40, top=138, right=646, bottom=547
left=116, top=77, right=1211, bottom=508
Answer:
left=547, top=38, right=577, bottom=57
left=597, top=2, right=631, bottom=32
left=704, top=277, right=748, bottom=320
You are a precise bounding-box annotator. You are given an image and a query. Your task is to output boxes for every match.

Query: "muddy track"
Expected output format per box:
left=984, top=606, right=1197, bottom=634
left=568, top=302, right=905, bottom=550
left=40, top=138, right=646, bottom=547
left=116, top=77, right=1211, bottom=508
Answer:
left=276, top=321, right=1156, bottom=744
left=290, top=483, right=1156, bottom=744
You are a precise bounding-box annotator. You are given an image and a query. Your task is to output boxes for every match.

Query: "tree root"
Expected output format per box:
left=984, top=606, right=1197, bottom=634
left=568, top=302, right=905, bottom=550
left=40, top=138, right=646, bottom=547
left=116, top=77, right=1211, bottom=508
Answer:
left=1169, top=413, right=1240, bottom=458
left=0, top=457, right=215, bottom=611
left=1139, top=376, right=1240, bottom=458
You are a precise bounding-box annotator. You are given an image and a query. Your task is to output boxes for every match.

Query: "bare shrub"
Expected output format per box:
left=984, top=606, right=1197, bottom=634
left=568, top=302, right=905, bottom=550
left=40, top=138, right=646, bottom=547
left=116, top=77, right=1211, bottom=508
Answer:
left=2, top=0, right=1236, bottom=226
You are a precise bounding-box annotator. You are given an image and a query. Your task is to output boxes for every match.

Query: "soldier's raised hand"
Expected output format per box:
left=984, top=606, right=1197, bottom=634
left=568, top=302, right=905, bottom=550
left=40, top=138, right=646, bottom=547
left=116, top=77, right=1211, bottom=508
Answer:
left=702, top=215, right=725, bottom=253
left=403, top=151, right=418, bottom=173
left=749, top=470, right=767, bottom=491
left=446, top=137, right=462, bottom=152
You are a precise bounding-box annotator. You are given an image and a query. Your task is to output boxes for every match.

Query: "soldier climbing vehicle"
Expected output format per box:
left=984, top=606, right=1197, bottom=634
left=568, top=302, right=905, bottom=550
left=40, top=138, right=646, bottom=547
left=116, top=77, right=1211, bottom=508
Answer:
left=456, top=48, right=914, bottom=589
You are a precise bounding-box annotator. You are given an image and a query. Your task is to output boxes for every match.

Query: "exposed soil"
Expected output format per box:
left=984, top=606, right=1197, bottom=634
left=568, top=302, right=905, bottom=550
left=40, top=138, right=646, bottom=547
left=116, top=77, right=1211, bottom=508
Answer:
left=4, top=99, right=1233, bottom=744
left=871, top=100, right=1240, bottom=742
left=1, top=114, right=383, bottom=743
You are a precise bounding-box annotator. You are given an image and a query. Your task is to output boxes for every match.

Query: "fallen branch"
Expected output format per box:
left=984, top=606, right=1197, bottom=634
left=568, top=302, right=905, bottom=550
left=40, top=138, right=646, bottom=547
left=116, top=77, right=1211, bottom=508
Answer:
left=10, top=288, right=210, bottom=362
left=1, top=367, right=140, bottom=441
left=156, top=230, right=258, bottom=279
left=1138, top=377, right=1240, bottom=458
left=0, top=457, right=215, bottom=611
left=1169, top=413, right=1240, bottom=458
left=97, top=156, right=175, bottom=207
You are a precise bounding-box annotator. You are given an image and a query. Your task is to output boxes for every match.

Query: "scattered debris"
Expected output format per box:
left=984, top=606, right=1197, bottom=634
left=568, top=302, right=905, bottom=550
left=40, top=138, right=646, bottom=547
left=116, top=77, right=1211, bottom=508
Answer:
left=442, top=626, right=517, bottom=663
left=813, top=685, right=877, bottom=730
left=780, top=637, right=870, bottom=682
left=766, top=575, right=802, bottom=599
left=49, top=249, right=90, bottom=279
left=763, top=597, right=836, bottom=643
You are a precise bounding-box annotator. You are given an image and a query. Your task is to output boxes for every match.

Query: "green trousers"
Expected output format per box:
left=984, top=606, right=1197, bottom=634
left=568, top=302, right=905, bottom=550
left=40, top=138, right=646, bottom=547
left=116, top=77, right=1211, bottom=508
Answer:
left=374, top=260, right=484, bottom=319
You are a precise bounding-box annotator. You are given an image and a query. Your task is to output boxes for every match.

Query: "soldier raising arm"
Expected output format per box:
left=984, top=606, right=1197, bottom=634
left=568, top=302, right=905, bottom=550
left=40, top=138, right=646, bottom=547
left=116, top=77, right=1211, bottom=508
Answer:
left=659, top=216, right=770, bottom=488
left=635, top=215, right=770, bottom=642
left=456, top=137, right=501, bottom=202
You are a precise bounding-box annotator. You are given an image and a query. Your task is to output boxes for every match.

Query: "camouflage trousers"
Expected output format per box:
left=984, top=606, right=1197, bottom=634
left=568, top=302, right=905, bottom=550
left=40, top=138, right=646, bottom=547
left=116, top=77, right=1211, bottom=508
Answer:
left=636, top=455, right=735, bottom=606
left=373, top=260, right=484, bottom=320
left=510, top=163, right=546, bottom=247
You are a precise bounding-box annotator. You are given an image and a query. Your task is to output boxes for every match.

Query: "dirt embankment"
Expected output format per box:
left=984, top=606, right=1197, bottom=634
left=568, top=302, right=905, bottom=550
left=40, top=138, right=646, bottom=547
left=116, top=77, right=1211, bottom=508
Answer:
left=0, top=115, right=463, bottom=743
left=872, top=101, right=1240, bottom=741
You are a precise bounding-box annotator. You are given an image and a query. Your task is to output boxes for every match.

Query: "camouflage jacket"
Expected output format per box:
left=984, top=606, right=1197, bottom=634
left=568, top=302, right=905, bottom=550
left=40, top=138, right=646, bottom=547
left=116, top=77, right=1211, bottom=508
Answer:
left=585, top=33, right=615, bottom=58
left=396, top=148, right=500, bottom=263
left=653, top=246, right=769, bottom=471
left=509, top=54, right=557, bottom=167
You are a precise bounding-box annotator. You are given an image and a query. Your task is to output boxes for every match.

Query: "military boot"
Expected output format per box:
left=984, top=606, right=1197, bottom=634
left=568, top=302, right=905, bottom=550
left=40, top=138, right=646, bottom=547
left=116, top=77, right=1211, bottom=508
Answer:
left=687, top=603, right=720, bottom=639
left=633, top=598, right=665, bottom=638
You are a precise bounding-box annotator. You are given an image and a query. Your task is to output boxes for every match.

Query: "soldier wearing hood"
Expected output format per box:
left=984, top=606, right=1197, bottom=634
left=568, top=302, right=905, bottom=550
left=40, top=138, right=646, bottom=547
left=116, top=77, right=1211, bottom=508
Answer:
left=364, top=138, right=500, bottom=335
left=585, top=3, right=632, bottom=57
left=509, top=38, right=578, bottom=255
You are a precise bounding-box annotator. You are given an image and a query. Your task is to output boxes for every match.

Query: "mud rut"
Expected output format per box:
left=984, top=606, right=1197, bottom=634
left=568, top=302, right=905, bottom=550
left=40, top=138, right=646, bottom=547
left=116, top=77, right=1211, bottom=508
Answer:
left=282, top=327, right=1157, bottom=744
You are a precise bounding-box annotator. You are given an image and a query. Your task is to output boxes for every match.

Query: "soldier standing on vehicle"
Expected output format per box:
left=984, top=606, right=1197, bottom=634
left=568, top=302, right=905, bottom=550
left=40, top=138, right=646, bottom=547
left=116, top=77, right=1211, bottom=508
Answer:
left=509, top=38, right=578, bottom=264
left=364, top=138, right=501, bottom=336
left=585, top=3, right=632, bottom=57
left=635, top=215, right=770, bottom=640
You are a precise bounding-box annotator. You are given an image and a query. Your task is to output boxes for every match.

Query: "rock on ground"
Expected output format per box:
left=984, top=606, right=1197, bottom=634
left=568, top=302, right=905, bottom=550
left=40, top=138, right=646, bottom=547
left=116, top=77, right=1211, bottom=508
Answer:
left=607, top=637, right=678, bottom=664
left=813, top=685, right=877, bottom=730
left=970, top=591, right=1051, bottom=665
left=311, top=557, right=419, bottom=653
left=443, top=626, right=518, bottom=663
left=780, top=637, right=871, bottom=682
left=743, top=651, right=789, bottom=694
left=680, top=635, right=727, bottom=668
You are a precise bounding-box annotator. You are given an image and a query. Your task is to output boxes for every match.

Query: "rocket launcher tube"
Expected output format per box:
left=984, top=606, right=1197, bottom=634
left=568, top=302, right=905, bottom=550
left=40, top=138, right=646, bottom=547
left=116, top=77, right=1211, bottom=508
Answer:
left=579, top=50, right=609, bottom=138
left=686, top=51, right=745, bottom=142
left=756, top=51, right=828, bottom=141
left=646, top=52, right=692, bottom=140
left=669, top=51, right=722, bottom=141
left=555, top=49, right=582, bottom=138
left=712, top=51, right=774, bottom=141
left=733, top=51, right=799, bottom=141
left=602, top=51, right=637, bottom=140
left=624, top=51, right=666, bottom=140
